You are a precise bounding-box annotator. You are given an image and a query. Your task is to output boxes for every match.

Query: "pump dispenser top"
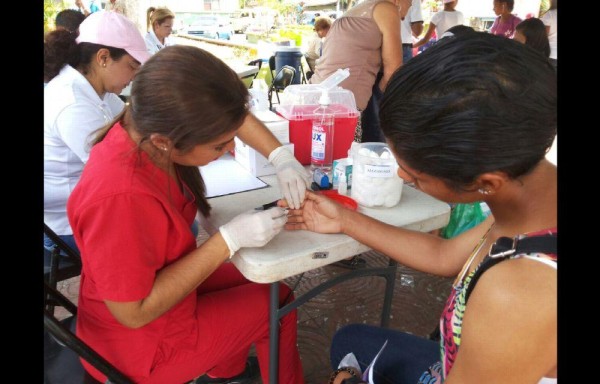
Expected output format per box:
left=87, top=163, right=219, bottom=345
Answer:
left=315, top=68, right=350, bottom=108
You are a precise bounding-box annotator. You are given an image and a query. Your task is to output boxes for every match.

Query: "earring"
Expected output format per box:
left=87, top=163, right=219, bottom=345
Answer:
left=478, top=188, right=490, bottom=195
left=102, top=63, right=106, bottom=68
left=162, top=147, right=168, bottom=151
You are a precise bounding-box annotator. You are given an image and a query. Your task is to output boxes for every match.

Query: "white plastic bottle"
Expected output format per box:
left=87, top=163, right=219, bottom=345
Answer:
left=337, top=173, right=347, bottom=195
left=310, top=90, right=335, bottom=173
left=248, top=78, right=269, bottom=113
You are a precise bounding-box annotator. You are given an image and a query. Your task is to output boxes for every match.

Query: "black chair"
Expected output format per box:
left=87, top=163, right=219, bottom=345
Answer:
left=268, top=65, right=296, bottom=110
left=247, top=59, right=263, bottom=86
left=268, top=55, right=277, bottom=82
left=44, top=282, right=134, bottom=384
left=44, top=224, right=82, bottom=314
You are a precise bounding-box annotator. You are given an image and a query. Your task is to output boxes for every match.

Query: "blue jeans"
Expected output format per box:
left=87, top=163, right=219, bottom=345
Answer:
left=360, top=72, right=385, bottom=143
left=43, top=233, right=80, bottom=254
left=191, top=219, right=200, bottom=239
left=360, top=47, right=413, bottom=144
left=403, top=45, right=414, bottom=63
left=330, top=324, right=440, bottom=384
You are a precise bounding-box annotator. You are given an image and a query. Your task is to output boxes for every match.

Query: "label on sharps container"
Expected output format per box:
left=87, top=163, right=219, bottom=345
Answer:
left=364, top=164, right=393, bottom=178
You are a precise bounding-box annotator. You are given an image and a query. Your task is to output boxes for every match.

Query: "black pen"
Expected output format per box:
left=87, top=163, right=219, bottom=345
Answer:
left=254, top=200, right=279, bottom=211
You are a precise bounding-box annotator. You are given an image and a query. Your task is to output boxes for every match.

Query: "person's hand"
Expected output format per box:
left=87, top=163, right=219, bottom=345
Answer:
left=219, top=207, right=288, bottom=257
left=268, top=146, right=310, bottom=209
left=283, top=190, right=345, bottom=233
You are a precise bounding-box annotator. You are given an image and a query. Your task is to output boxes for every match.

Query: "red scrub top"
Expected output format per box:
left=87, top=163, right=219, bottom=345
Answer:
left=67, top=123, right=199, bottom=380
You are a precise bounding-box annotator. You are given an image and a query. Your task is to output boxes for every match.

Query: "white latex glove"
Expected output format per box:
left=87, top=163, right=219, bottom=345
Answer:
left=268, top=146, right=311, bottom=209
left=219, top=207, right=288, bottom=258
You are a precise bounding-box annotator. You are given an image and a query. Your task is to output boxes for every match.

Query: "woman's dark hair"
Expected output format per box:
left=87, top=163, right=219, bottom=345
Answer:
left=516, top=18, right=550, bottom=57
left=95, top=45, right=249, bottom=217
left=44, top=31, right=128, bottom=83
left=55, top=9, right=86, bottom=33
left=444, top=25, right=476, bottom=38
left=380, top=32, right=556, bottom=191
left=496, top=0, right=515, bottom=12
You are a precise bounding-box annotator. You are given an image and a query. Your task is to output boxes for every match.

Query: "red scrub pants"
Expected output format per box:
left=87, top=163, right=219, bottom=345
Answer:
left=141, top=263, right=305, bottom=384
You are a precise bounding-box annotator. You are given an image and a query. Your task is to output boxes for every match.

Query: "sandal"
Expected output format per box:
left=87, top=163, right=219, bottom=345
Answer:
left=333, top=255, right=367, bottom=270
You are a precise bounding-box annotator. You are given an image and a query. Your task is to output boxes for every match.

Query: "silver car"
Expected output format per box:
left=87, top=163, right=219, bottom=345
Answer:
left=186, top=16, right=233, bottom=40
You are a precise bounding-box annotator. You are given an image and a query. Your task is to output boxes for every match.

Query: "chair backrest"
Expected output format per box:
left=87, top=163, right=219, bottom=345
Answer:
left=44, top=223, right=81, bottom=262
left=44, top=282, right=134, bottom=384
left=247, top=59, right=263, bottom=86
left=44, top=224, right=82, bottom=314
left=248, top=59, right=263, bottom=70
left=272, top=65, right=296, bottom=91
left=268, top=55, right=276, bottom=80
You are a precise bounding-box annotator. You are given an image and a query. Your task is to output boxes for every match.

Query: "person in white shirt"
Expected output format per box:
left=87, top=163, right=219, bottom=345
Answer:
left=305, top=16, right=332, bottom=75
left=44, top=11, right=150, bottom=252
left=400, top=0, right=424, bottom=62
left=540, top=0, right=557, bottom=69
left=145, top=7, right=175, bottom=55
left=414, top=0, right=464, bottom=49
left=107, top=0, right=126, bottom=16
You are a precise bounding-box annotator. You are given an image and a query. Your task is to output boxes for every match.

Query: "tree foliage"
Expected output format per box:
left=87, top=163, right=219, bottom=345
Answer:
left=44, top=0, right=66, bottom=33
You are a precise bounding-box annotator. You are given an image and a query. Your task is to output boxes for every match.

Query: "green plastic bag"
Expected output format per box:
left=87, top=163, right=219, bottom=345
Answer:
left=440, top=202, right=489, bottom=239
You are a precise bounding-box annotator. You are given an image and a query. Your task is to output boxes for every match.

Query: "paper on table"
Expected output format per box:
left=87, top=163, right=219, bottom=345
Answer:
left=200, top=153, right=268, bottom=198
left=253, top=110, right=283, bottom=122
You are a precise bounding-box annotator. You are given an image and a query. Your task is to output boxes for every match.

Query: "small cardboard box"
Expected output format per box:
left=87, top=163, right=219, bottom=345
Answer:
left=235, top=139, right=295, bottom=177
left=251, top=110, right=290, bottom=144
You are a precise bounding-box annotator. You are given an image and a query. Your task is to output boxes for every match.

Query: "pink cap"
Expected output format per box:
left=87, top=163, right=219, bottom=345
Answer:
left=76, top=11, right=150, bottom=65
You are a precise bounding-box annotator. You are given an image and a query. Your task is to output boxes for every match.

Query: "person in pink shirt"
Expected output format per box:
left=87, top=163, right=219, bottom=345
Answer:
left=490, top=0, right=522, bottom=38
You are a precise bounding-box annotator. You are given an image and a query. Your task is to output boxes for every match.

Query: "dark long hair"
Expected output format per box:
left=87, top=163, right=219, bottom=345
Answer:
left=55, top=9, right=86, bottom=33
left=380, top=32, right=556, bottom=191
left=516, top=18, right=551, bottom=58
left=94, top=45, right=249, bottom=217
left=496, top=0, right=515, bottom=12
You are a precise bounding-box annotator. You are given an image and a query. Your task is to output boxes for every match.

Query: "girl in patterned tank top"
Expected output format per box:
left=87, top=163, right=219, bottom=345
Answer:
left=286, top=32, right=557, bottom=384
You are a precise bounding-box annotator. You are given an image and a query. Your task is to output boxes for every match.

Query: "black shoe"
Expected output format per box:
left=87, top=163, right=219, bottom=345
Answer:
left=333, top=255, right=367, bottom=270
left=194, top=356, right=260, bottom=384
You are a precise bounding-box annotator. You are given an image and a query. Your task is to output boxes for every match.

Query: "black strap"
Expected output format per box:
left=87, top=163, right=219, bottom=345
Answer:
left=341, top=377, right=367, bottom=384
left=464, top=233, right=557, bottom=303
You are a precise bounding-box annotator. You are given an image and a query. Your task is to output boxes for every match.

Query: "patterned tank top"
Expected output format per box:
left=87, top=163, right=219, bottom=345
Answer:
left=417, top=227, right=557, bottom=384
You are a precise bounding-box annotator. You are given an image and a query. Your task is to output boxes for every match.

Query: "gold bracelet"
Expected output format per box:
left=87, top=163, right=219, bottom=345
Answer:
left=328, top=367, right=358, bottom=384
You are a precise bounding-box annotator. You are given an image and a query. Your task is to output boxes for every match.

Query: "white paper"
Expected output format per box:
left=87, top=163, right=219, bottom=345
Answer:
left=200, top=153, right=268, bottom=198
left=363, top=339, right=388, bottom=384
left=338, top=352, right=363, bottom=376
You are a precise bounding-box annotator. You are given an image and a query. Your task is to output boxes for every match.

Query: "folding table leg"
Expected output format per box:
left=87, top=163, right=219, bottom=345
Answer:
left=269, top=282, right=280, bottom=384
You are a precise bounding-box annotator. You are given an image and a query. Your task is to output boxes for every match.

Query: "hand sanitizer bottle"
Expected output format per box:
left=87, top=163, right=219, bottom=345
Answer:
left=310, top=90, right=335, bottom=173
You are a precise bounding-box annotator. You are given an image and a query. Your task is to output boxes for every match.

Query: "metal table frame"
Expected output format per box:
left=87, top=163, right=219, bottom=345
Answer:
left=267, top=259, right=398, bottom=383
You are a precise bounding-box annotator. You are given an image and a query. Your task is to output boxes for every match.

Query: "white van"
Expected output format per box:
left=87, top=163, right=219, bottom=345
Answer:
left=231, top=9, right=256, bottom=33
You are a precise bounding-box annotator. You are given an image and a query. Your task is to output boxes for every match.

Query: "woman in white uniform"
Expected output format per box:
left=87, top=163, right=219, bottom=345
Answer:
left=145, top=7, right=175, bottom=55
left=44, top=11, right=150, bottom=251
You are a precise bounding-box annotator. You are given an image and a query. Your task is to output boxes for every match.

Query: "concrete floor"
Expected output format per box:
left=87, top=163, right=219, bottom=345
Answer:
left=56, top=249, right=452, bottom=384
